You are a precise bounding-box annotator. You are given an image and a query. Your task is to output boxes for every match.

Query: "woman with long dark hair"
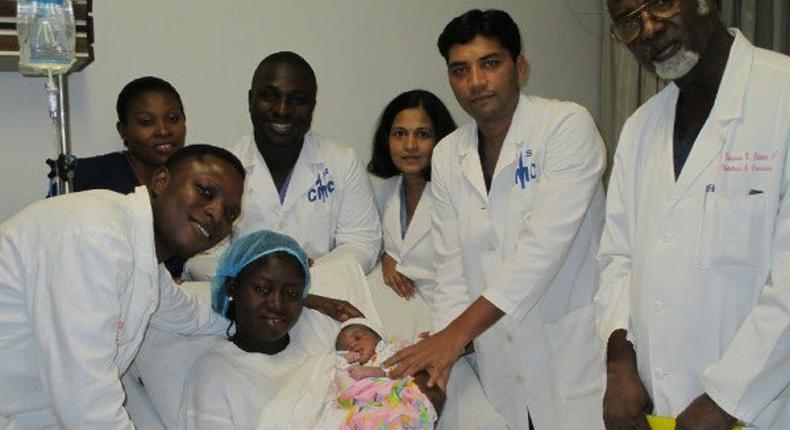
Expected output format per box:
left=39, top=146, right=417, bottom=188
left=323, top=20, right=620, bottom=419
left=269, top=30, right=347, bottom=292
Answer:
left=367, top=89, right=455, bottom=305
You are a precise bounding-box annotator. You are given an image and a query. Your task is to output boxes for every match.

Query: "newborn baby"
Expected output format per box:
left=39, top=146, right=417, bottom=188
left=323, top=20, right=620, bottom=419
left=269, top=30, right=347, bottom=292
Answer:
left=333, top=318, right=441, bottom=429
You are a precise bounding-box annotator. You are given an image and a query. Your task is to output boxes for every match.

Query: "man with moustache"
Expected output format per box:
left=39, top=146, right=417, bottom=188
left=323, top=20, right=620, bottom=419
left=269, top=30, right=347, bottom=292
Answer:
left=190, top=51, right=380, bottom=283
left=595, top=0, right=790, bottom=429
left=0, top=145, right=245, bottom=429
left=386, top=9, right=607, bottom=430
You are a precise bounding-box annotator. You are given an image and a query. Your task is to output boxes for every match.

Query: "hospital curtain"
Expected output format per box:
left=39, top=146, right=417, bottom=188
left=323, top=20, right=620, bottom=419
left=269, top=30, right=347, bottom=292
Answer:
left=599, top=0, right=789, bottom=182
left=719, top=0, right=790, bottom=54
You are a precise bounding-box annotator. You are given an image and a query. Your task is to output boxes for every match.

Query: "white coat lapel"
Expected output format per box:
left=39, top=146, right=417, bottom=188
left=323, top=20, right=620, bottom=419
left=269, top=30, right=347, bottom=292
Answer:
left=489, top=138, right=523, bottom=242
left=458, top=128, right=490, bottom=204
left=282, top=136, right=325, bottom=212
left=492, top=94, right=530, bottom=182
left=401, top=184, right=432, bottom=255
left=247, top=159, right=280, bottom=206
left=492, top=137, right=522, bottom=193
left=673, top=120, right=726, bottom=196
left=653, top=92, right=679, bottom=196
left=489, top=95, right=530, bottom=239
left=673, top=35, right=749, bottom=196
left=382, top=176, right=404, bottom=255
left=240, top=136, right=279, bottom=201
left=237, top=138, right=283, bottom=228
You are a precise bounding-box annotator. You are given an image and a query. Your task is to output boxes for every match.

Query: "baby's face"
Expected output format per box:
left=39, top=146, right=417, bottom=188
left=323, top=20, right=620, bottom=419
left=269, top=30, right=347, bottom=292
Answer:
left=336, top=325, right=381, bottom=365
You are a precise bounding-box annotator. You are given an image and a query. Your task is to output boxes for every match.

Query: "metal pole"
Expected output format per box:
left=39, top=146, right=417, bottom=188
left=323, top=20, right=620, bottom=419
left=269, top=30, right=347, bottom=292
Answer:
left=57, top=73, right=73, bottom=194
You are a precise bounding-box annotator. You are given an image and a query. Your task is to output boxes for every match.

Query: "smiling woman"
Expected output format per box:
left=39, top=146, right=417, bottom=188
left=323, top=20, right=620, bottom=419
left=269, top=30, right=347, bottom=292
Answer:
left=224, top=253, right=307, bottom=354
left=367, top=89, right=455, bottom=301
left=178, top=230, right=340, bottom=429
left=210, top=230, right=310, bottom=352
left=71, top=76, right=187, bottom=194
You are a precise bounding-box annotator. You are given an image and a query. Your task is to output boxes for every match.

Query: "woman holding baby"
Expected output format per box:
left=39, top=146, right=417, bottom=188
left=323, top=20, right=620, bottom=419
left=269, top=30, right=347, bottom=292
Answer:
left=178, top=229, right=443, bottom=429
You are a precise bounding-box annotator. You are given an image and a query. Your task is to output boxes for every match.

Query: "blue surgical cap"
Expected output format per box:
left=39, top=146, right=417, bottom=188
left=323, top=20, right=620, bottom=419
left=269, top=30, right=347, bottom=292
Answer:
left=211, top=229, right=311, bottom=319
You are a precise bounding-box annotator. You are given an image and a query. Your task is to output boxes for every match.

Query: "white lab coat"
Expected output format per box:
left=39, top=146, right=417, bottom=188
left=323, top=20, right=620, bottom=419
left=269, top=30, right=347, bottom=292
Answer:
left=431, top=94, right=606, bottom=430
left=595, top=30, right=790, bottom=428
left=376, top=176, right=437, bottom=312
left=0, top=187, right=226, bottom=430
left=187, top=132, right=381, bottom=279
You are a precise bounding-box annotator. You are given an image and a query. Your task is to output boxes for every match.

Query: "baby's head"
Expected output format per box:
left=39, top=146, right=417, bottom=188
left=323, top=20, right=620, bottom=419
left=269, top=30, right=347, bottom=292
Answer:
left=335, top=318, right=385, bottom=365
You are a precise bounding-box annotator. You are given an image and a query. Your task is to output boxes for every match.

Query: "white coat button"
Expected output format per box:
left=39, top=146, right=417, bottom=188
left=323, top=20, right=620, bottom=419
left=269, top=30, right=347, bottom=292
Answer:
left=661, top=233, right=674, bottom=243
left=506, top=334, right=513, bottom=343
left=516, top=374, right=523, bottom=383
left=654, top=300, right=664, bottom=314
left=488, top=245, right=496, bottom=252
left=655, top=368, right=667, bottom=380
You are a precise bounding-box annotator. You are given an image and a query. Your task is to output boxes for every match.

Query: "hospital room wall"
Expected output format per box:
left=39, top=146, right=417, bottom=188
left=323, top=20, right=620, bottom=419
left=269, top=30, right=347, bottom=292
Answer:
left=0, top=0, right=603, bottom=222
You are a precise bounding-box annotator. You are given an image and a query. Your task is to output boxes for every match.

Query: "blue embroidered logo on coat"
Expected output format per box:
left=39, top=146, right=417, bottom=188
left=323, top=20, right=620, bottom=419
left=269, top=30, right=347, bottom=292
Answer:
left=307, top=169, right=335, bottom=202
left=514, top=150, right=537, bottom=189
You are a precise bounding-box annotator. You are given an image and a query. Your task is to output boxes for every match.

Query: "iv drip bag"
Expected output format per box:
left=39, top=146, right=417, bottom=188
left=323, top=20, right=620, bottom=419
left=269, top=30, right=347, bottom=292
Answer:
left=17, top=0, right=76, bottom=75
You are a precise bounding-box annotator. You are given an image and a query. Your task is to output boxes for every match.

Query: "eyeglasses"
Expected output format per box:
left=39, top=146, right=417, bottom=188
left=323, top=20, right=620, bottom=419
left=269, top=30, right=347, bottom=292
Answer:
left=611, top=0, right=682, bottom=43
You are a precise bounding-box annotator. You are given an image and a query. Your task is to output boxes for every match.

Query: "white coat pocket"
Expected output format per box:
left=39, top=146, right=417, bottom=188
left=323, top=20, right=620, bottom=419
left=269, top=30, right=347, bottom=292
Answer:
left=696, top=189, right=766, bottom=268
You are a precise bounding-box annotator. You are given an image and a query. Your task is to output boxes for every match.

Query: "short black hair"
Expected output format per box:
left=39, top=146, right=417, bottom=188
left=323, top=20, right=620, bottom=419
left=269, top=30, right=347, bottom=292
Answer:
left=367, top=89, right=456, bottom=181
left=437, top=9, right=522, bottom=62
left=116, top=76, right=184, bottom=123
left=165, top=144, right=246, bottom=181
left=250, top=51, right=317, bottom=94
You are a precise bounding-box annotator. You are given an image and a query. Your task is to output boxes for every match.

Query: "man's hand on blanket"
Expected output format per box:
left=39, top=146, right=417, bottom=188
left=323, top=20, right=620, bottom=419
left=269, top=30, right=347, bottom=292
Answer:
left=383, top=327, right=464, bottom=391
left=303, top=294, right=364, bottom=322
left=387, top=297, right=504, bottom=390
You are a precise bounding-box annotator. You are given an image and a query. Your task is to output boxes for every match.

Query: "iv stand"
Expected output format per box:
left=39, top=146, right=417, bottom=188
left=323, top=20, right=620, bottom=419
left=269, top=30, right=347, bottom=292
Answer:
left=45, top=71, right=75, bottom=196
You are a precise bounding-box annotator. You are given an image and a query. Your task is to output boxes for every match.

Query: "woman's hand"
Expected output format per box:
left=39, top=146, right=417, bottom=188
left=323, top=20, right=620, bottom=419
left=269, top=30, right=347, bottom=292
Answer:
left=382, top=253, right=416, bottom=300
left=303, top=294, right=364, bottom=322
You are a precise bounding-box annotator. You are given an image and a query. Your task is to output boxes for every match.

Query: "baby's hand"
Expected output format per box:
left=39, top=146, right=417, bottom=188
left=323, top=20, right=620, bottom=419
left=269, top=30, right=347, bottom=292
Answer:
left=349, top=365, right=386, bottom=380
left=348, top=365, right=368, bottom=380
left=344, top=351, right=361, bottom=363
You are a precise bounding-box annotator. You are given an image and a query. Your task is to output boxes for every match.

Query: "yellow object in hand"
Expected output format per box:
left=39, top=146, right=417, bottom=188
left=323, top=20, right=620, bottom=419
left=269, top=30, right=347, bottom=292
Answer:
left=647, top=415, right=744, bottom=430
